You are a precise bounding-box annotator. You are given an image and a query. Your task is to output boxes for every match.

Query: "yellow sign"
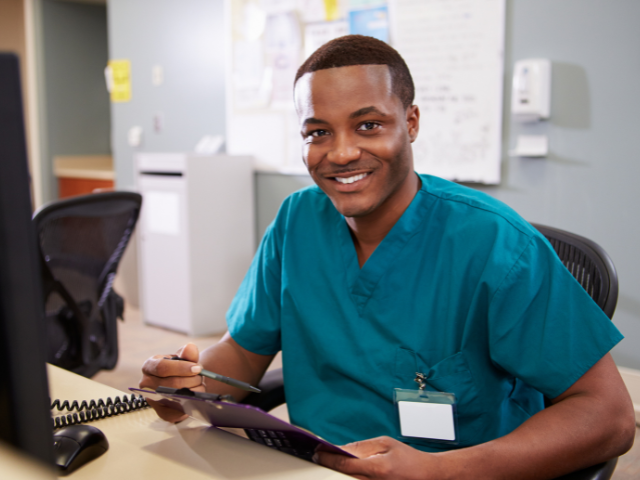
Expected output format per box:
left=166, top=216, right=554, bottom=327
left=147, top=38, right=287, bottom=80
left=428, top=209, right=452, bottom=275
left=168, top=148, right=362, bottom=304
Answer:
left=109, top=59, right=131, bottom=103
left=324, top=0, right=339, bottom=21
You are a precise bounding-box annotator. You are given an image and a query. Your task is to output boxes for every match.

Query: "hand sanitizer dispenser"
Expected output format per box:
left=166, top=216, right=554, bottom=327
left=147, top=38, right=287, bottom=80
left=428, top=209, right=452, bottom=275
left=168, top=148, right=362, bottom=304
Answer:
left=511, top=59, right=551, bottom=122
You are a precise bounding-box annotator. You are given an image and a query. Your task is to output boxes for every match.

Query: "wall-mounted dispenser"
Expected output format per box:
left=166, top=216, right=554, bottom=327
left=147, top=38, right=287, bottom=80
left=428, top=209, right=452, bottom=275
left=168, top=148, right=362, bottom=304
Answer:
left=510, top=59, right=551, bottom=158
left=511, top=58, right=551, bottom=123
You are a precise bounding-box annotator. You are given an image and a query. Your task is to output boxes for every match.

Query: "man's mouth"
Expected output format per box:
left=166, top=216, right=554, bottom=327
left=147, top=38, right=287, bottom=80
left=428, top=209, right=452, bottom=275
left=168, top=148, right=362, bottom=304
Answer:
left=334, top=173, right=369, bottom=184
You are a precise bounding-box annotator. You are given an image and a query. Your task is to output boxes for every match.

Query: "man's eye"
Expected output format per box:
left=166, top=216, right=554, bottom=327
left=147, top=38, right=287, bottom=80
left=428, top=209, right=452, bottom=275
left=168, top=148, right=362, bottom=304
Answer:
left=310, top=130, right=328, bottom=137
left=357, top=122, right=379, bottom=131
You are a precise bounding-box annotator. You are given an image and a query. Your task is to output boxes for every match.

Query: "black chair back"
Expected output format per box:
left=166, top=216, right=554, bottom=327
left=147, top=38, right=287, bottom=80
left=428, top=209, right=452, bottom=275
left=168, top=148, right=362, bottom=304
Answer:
left=531, top=224, right=618, bottom=319
left=33, top=192, right=142, bottom=377
left=533, top=224, right=620, bottom=480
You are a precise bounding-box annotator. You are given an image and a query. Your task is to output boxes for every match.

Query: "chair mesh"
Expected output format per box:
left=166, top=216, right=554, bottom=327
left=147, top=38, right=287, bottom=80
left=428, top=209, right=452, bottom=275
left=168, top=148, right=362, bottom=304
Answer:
left=36, top=195, right=141, bottom=375
left=40, top=209, right=135, bottom=316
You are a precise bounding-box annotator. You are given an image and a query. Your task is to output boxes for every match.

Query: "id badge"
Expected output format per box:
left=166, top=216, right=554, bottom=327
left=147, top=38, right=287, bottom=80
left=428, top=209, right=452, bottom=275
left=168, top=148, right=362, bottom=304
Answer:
left=394, top=373, right=458, bottom=444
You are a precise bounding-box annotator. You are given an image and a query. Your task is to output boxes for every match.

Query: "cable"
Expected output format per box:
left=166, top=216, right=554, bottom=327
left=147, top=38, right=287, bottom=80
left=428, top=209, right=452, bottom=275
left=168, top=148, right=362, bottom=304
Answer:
left=51, top=394, right=149, bottom=429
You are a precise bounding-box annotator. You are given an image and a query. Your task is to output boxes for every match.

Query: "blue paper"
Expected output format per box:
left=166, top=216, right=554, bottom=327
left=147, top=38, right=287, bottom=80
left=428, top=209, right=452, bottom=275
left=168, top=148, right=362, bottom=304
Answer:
left=348, top=6, right=389, bottom=43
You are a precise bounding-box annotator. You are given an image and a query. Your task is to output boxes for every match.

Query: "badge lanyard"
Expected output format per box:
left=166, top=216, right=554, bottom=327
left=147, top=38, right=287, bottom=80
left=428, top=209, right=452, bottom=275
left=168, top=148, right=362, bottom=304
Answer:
left=394, top=372, right=458, bottom=444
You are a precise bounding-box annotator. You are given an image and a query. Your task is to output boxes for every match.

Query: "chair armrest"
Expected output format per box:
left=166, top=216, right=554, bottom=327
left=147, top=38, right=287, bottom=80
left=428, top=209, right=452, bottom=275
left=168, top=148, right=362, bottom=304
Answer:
left=552, top=458, right=617, bottom=480
left=240, top=367, right=285, bottom=412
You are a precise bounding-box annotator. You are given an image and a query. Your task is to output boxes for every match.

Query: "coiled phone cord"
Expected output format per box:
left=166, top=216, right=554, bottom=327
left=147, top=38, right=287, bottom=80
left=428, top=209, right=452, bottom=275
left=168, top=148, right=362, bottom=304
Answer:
left=51, top=394, right=149, bottom=430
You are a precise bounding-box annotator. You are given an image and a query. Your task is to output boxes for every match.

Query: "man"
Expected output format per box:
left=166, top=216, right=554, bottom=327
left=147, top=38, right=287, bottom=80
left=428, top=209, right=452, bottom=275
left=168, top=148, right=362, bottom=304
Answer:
left=141, top=35, right=635, bottom=479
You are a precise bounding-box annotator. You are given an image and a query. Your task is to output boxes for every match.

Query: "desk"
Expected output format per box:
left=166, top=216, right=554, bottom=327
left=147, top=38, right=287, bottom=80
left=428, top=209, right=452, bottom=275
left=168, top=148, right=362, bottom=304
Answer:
left=53, top=155, right=114, bottom=199
left=48, top=365, right=350, bottom=479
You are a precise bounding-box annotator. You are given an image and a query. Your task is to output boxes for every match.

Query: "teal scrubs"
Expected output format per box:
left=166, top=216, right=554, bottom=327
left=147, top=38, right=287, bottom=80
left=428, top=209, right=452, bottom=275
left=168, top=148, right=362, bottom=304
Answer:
left=227, top=174, right=622, bottom=451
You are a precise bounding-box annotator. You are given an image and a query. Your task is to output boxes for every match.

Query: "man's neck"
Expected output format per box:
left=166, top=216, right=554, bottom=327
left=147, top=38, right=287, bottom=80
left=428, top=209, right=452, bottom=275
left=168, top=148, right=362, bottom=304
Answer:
left=346, top=173, right=420, bottom=267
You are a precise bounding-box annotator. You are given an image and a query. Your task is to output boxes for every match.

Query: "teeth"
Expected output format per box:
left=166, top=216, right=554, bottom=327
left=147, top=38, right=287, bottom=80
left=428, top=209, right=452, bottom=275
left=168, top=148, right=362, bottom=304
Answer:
left=335, top=173, right=367, bottom=184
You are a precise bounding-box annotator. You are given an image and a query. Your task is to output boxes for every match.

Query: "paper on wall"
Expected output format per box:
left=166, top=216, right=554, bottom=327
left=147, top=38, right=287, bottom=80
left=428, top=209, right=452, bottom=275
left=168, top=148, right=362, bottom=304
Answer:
left=348, top=0, right=386, bottom=9
left=286, top=109, right=308, bottom=173
left=304, top=20, right=349, bottom=59
left=348, top=5, right=389, bottom=42
left=323, top=0, right=341, bottom=20
left=237, top=1, right=267, bottom=40
left=108, top=59, right=131, bottom=103
left=227, top=112, right=287, bottom=170
left=261, top=0, right=297, bottom=14
left=264, top=11, right=302, bottom=107
left=297, top=0, right=327, bottom=22
left=233, top=39, right=271, bottom=109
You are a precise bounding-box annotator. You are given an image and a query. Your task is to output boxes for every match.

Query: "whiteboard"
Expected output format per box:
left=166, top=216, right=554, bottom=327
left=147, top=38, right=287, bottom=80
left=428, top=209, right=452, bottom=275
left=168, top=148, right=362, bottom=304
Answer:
left=389, top=0, right=506, bottom=184
left=225, top=0, right=506, bottom=183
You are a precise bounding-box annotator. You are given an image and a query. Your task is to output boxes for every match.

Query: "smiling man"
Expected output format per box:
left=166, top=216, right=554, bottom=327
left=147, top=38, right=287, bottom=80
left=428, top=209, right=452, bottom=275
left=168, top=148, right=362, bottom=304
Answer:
left=141, top=36, right=634, bottom=479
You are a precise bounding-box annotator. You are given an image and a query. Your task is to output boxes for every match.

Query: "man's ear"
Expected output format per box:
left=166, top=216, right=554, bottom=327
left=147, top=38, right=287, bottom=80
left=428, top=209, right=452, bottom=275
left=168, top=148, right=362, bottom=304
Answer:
left=406, top=105, right=420, bottom=143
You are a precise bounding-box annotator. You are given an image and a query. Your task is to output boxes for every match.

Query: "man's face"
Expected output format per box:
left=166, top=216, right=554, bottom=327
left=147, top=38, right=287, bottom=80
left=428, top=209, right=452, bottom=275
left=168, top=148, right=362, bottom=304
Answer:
left=294, top=64, right=419, bottom=218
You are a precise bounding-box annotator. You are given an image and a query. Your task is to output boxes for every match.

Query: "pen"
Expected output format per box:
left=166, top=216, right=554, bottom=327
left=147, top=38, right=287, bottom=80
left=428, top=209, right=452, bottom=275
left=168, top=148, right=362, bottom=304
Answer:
left=165, top=355, right=261, bottom=393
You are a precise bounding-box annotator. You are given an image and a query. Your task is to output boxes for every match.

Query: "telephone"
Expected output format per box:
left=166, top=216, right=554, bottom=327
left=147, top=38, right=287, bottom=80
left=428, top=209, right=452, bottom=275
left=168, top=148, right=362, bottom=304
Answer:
left=51, top=394, right=149, bottom=429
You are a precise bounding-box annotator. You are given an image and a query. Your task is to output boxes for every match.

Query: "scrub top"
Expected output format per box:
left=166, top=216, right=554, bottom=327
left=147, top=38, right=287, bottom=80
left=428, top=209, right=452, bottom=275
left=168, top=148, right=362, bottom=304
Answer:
left=227, top=174, right=622, bottom=452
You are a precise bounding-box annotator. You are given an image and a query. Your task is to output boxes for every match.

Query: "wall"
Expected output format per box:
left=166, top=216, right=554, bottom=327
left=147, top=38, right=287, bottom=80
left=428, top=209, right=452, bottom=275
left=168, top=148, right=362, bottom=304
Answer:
left=37, top=0, right=110, bottom=203
left=0, top=0, right=28, bottom=135
left=107, top=0, right=226, bottom=191
left=0, top=0, right=42, bottom=206
left=254, top=0, right=640, bottom=370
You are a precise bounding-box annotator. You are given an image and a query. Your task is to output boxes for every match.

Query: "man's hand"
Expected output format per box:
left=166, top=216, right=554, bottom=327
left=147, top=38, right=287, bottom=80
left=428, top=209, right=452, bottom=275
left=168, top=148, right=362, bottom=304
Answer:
left=140, top=333, right=275, bottom=423
left=140, top=343, right=204, bottom=423
left=315, top=437, right=442, bottom=480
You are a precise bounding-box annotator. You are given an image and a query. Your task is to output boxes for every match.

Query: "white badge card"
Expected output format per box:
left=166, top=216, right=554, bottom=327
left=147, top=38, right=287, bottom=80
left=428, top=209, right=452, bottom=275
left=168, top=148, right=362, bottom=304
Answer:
left=394, top=388, right=458, bottom=444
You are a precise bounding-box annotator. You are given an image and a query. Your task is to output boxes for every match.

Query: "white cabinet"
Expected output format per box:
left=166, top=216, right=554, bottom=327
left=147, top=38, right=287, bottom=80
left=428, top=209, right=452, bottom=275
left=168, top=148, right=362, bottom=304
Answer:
left=136, top=153, right=254, bottom=335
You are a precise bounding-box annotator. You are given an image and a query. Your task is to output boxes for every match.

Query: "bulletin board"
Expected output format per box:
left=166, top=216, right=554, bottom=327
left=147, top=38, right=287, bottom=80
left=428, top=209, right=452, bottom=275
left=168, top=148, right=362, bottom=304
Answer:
left=225, top=0, right=506, bottom=183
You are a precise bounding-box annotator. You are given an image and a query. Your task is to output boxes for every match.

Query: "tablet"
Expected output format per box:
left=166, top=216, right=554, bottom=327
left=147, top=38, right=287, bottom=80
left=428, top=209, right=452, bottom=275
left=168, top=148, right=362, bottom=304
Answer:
left=130, top=387, right=355, bottom=461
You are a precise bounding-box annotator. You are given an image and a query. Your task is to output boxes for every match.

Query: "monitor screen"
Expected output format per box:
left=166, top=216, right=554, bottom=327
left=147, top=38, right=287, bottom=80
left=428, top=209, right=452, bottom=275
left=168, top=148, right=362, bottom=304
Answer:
left=0, top=52, right=54, bottom=465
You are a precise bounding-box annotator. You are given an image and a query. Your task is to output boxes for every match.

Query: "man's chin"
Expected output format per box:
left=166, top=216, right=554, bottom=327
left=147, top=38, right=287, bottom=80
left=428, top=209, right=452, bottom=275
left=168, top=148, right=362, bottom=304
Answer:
left=333, top=201, right=377, bottom=219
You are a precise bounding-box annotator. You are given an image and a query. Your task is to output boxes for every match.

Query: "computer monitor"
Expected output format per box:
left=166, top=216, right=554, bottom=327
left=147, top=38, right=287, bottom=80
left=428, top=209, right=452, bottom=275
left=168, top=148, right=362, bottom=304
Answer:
left=0, top=53, right=54, bottom=465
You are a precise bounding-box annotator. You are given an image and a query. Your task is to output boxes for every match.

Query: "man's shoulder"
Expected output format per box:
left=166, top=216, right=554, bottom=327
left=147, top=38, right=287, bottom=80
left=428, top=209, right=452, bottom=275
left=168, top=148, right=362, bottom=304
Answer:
left=278, top=184, right=329, bottom=215
left=287, top=183, right=326, bottom=203
left=419, top=174, right=537, bottom=239
left=270, top=184, right=332, bottom=232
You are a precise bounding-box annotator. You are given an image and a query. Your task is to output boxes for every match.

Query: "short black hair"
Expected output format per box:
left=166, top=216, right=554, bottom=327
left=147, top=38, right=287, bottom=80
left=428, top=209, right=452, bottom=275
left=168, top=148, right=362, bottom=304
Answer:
left=295, top=35, right=415, bottom=109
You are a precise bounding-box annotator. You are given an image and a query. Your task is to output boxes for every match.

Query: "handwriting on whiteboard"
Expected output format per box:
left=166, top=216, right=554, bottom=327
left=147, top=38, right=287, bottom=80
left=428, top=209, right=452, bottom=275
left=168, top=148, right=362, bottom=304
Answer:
left=390, top=0, right=505, bottom=184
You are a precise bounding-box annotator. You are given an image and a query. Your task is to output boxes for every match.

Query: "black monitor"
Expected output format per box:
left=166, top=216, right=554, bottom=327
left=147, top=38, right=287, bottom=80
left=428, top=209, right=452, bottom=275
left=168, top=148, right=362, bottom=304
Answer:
left=0, top=53, right=54, bottom=465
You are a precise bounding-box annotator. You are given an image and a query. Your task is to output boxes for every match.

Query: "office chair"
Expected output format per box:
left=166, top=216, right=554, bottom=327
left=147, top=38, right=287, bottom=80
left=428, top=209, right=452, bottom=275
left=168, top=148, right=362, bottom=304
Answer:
left=242, top=223, right=621, bottom=480
left=33, top=191, right=142, bottom=378
left=531, top=224, right=618, bottom=320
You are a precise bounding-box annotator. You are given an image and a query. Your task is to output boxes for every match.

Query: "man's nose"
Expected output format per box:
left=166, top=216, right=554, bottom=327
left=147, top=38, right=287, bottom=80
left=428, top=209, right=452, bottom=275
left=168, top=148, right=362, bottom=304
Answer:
left=327, top=133, right=361, bottom=165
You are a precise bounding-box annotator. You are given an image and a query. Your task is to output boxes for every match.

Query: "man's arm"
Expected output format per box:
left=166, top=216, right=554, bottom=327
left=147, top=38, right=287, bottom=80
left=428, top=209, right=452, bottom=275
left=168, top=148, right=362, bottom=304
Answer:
left=140, top=333, right=274, bottom=422
left=317, top=353, right=635, bottom=480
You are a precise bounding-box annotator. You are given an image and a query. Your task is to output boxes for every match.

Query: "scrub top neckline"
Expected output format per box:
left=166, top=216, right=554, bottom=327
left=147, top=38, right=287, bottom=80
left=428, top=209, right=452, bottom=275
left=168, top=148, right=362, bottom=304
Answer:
left=336, top=176, right=433, bottom=314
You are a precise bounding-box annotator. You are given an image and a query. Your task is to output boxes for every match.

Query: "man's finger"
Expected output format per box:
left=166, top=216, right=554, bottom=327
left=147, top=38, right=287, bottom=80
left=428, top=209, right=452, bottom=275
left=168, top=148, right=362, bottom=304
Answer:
left=176, top=343, right=199, bottom=362
left=139, top=373, right=205, bottom=391
left=142, top=354, right=202, bottom=378
left=340, top=437, right=392, bottom=459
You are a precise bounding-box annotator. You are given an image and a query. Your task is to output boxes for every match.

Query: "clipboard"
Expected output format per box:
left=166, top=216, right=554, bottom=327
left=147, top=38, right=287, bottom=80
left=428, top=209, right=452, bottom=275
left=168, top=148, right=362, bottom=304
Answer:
left=130, top=387, right=355, bottom=462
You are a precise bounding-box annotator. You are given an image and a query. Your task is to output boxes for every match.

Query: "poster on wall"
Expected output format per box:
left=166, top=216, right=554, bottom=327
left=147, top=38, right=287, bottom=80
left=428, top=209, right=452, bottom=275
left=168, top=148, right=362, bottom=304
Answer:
left=226, top=0, right=506, bottom=183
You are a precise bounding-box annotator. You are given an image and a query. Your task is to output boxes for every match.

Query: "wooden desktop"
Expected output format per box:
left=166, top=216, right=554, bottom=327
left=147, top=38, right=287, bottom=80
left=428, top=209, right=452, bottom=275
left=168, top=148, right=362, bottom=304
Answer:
left=48, top=365, right=349, bottom=479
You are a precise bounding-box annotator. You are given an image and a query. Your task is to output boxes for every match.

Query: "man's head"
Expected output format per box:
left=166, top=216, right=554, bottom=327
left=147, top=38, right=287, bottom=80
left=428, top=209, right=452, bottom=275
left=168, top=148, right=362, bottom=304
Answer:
left=295, top=34, right=415, bottom=110
left=294, top=35, right=420, bottom=220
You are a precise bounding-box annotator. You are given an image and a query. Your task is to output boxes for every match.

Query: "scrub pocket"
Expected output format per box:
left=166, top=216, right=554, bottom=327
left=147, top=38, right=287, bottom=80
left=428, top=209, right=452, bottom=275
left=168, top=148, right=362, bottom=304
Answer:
left=394, top=349, right=485, bottom=448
